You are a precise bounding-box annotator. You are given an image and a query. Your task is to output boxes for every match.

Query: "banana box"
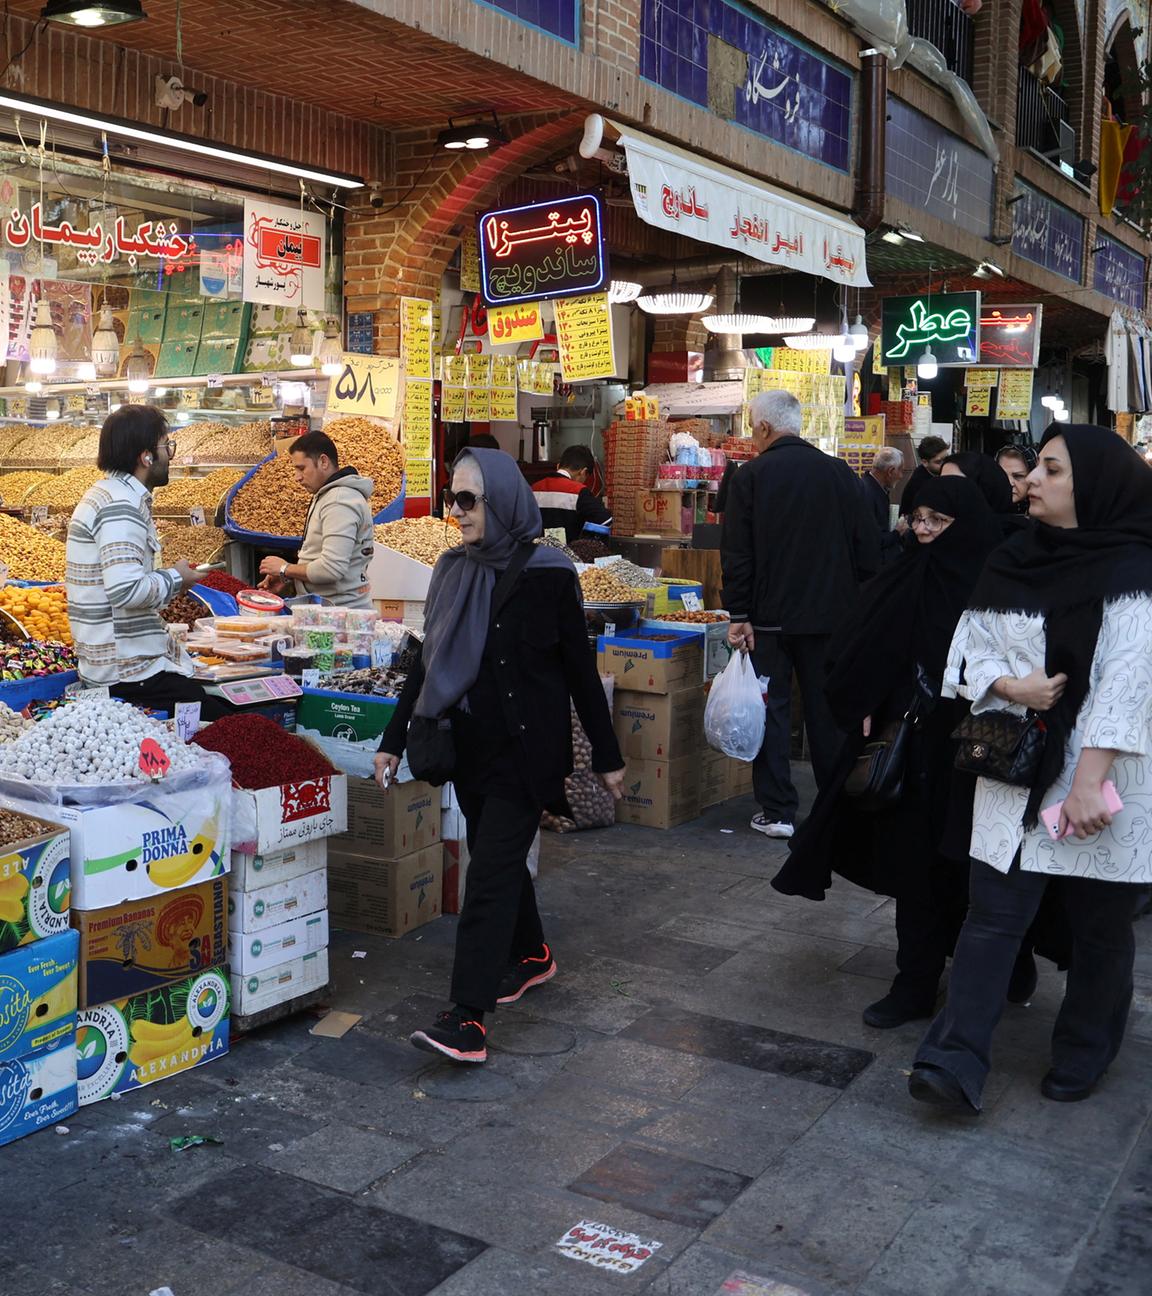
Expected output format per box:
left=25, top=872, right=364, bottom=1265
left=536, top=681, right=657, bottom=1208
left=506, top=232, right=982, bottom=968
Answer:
left=231, top=947, right=329, bottom=1016
left=231, top=772, right=348, bottom=857
left=73, top=877, right=228, bottom=1008
left=227, top=866, right=326, bottom=935
left=0, top=929, right=79, bottom=1063
left=230, top=840, right=326, bottom=891
left=0, top=1045, right=78, bottom=1147
left=76, top=966, right=230, bottom=1105
left=0, top=815, right=71, bottom=954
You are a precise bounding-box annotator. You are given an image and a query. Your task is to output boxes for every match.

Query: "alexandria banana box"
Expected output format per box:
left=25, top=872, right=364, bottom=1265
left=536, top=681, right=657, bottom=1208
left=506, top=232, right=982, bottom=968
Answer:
left=74, top=877, right=228, bottom=1008
left=0, top=1045, right=78, bottom=1147
left=0, top=817, right=71, bottom=955
left=76, top=966, right=230, bottom=1105
left=0, top=929, right=79, bottom=1064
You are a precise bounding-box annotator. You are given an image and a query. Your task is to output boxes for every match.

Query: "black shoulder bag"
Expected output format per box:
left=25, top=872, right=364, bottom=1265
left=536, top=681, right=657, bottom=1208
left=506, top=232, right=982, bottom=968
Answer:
left=405, top=544, right=535, bottom=787
left=843, top=666, right=933, bottom=813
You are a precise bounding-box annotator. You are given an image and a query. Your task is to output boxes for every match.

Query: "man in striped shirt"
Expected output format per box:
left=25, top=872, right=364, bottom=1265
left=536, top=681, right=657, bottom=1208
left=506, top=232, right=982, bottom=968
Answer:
left=66, top=405, right=214, bottom=716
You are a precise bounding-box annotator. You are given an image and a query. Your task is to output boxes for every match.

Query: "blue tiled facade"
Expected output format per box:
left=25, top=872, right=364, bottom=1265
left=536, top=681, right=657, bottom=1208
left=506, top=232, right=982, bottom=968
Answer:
left=885, top=98, right=994, bottom=239
left=638, top=0, right=853, bottom=172
left=1011, top=183, right=1084, bottom=283
left=1093, top=232, right=1146, bottom=310
left=476, top=0, right=579, bottom=45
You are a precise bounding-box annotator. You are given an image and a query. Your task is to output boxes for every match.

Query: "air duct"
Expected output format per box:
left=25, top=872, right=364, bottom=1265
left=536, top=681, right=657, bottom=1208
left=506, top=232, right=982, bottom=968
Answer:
left=706, top=265, right=746, bottom=381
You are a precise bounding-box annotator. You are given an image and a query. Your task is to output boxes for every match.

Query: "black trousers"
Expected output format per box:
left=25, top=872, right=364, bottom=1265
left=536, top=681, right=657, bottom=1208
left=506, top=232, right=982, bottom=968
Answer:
left=110, top=670, right=229, bottom=720
left=751, top=632, right=842, bottom=823
left=450, top=779, right=545, bottom=1012
left=916, top=856, right=1143, bottom=1108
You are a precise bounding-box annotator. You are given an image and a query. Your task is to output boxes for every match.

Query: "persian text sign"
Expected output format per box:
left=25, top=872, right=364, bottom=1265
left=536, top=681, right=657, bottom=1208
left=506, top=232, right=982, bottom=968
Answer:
left=1011, top=184, right=1083, bottom=283
left=325, top=354, right=401, bottom=420
left=243, top=200, right=325, bottom=309
left=1093, top=234, right=1146, bottom=309
left=978, top=305, right=1042, bottom=368
left=403, top=380, right=433, bottom=458
left=554, top=293, right=616, bottom=381
left=885, top=98, right=994, bottom=239
left=488, top=301, right=544, bottom=346
left=880, top=292, right=980, bottom=369
left=555, top=1220, right=661, bottom=1274
left=478, top=194, right=608, bottom=306
left=399, top=298, right=434, bottom=381
left=996, top=369, right=1034, bottom=420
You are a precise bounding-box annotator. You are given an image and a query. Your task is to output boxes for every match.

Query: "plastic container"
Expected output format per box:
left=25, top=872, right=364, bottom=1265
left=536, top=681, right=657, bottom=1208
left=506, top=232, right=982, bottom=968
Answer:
left=236, top=589, right=286, bottom=618
left=344, top=608, right=377, bottom=631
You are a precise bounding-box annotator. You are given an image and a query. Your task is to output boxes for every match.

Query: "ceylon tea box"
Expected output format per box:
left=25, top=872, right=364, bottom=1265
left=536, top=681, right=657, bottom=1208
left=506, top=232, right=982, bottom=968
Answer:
left=0, top=929, right=79, bottom=1063
left=0, top=814, right=71, bottom=954
left=73, top=877, right=228, bottom=1008
left=76, top=966, right=230, bottom=1105
left=0, top=1045, right=77, bottom=1147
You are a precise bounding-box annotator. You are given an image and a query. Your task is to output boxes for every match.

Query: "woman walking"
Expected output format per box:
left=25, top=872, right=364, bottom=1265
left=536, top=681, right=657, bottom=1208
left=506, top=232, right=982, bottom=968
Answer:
left=911, top=426, right=1152, bottom=1111
left=376, top=449, right=625, bottom=1064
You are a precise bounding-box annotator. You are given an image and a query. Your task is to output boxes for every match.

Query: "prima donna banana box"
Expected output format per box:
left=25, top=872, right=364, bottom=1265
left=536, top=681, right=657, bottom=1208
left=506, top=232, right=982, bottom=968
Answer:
left=76, top=966, right=230, bottom=1105
left=0, top=929, right=78, bottom=1063
left=74, top=877, right=228, bottom=1008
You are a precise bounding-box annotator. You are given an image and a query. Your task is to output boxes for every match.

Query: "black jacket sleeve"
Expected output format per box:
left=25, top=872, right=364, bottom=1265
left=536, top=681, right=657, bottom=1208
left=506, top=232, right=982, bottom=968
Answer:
left=848, top=479, right=881, bottom=583
left=576, top=486, right=612, bottom=530
left=557, top=577, right=623, bottom=773
left=719, top=462, right=755, bottom=622
left=379, top=649, right=424, bottom=755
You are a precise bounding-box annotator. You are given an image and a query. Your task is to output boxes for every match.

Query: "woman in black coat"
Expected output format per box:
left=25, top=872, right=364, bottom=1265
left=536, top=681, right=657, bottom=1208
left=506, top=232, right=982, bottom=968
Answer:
left=377, top=449, right=624, bottom=1064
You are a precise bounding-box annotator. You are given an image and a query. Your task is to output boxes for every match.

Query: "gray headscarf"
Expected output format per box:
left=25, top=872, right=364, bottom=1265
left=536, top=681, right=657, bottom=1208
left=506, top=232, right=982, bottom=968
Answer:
left=415, top=448, right=577, bottom=718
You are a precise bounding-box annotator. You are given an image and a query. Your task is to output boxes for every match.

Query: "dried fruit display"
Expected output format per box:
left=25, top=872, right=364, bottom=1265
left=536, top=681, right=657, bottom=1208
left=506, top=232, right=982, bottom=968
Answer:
left=373, top=516, right=460, bottom=566
left=0, top=471, right=53, bottom=504
left=156, top=524, right=227, bottom=567
left=153, top=467, right=245, bottom=515
left=0, top=584, right=71, bottom=642
left=186, top=420, right=272, bottom=464
left=579, top=567, right=643, bottom=603
left=23, top=467, right=103, bottom=511
left=0, top=514, right=68, bottom=582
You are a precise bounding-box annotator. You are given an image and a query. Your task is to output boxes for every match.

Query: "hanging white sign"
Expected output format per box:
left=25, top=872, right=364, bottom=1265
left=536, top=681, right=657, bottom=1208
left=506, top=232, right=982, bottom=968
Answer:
left=242, top=200, right=325, bottom=309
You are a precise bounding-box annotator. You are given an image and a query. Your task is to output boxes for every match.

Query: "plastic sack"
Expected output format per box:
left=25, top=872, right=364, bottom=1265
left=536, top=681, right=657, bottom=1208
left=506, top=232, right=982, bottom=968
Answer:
left=704, top=650, right=765, bottom=762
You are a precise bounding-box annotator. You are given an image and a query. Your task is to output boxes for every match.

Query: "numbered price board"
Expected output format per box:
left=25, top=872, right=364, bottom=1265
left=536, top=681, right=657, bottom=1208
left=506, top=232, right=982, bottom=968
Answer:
left=326, top=353, right=401, bottom=420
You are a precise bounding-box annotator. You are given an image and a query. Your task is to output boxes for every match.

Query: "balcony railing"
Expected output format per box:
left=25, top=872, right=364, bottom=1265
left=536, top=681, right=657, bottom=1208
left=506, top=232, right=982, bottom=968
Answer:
left=906, top=0, right=974, bottom=83
left=1016, top=66, right=1072, bottom=158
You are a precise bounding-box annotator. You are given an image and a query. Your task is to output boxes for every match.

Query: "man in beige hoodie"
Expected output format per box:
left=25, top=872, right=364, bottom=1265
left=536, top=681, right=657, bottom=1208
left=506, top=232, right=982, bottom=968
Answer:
left=258, top=431, right=374, bottom=608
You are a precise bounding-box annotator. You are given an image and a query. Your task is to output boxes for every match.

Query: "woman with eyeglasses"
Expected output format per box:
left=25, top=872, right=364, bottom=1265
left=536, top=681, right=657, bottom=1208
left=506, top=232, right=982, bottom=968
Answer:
left=773, top=477, right=1015, bottom=1028
left=375, top=449, right=625, bottom=1065
left=940, top=451, right=1029, bottom=535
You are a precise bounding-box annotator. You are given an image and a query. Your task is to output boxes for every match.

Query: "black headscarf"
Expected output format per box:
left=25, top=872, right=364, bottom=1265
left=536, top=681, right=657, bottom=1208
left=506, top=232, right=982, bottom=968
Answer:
left=968, top=424, right=1152, bottom=828
left=824, top=476, right=1002, bottom=729
left=942, top=452, right=1014, bottom=514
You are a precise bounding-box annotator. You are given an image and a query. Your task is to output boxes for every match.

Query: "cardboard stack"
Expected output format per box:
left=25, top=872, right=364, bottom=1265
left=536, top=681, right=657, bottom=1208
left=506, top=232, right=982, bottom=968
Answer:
left=327, top=777, right=442, bottom=938
left=603, top=420, right=671, bottom=536
left=441, top=783, right=468, bottom=916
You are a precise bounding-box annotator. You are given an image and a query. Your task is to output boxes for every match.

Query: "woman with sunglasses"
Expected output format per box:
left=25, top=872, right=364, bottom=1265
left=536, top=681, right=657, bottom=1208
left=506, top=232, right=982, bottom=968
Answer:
left=376, top=449, right=626, bottom=1064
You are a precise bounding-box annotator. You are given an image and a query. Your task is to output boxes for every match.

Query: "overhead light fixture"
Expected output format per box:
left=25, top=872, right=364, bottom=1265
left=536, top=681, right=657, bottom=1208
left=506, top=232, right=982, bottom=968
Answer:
left=882, top=230, right=905, bottom=245
left=437, top=112, right=507, bottom=152
left=848, top=315, right=869, bottom=351
left=760, top=316, right=816, bottom=334
left=1053, top=406, right=1070, bottom=421
left=23, top=379, right=42, bottom=394
left=289, top=310, right=316, bottom=367
left=833, top=338, right=857, bottom=364
left=28, top=300, right=58, bottom=376
left=0, top=90, right=363, bottom=189
left=1041, top=394, right=1059, bottom=409
left=784, top=333, right=844, bottom=351
left=125, top=338, right=152, bottom=393
left=44, top=401, right=61, bottom=421
left=902, top=227, right=925, bottom=242
left=41, top=0, right=146, bottom=25
left=91, top=303, right=121, bottom=377
left=608, top=280, right=643, bottom=304
left=317, top=317, right=343, bottom=376
left=916, top=346, right=938, bottom=380
left=76, top=361, right=97, bottom=382
left=636, top=291, right=714, bottom=315
left=701, top=313, right=774, bottom=334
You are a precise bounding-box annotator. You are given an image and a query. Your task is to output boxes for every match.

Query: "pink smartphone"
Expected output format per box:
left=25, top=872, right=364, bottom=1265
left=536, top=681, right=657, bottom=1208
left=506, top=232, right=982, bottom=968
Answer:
left=1041, top=780, right=1124, bottom=841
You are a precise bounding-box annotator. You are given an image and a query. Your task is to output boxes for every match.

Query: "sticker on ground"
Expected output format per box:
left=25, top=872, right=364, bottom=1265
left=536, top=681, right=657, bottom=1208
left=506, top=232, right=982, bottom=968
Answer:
left=555, top=1219, right=662, bottom=1273
left=719, top=1273, right=810, bottom=1296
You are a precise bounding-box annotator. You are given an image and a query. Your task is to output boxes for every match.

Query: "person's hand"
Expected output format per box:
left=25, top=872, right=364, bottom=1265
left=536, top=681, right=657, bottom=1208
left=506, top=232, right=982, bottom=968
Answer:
left=1059, top=781, right=1114, bottom=840
left=374, top=752, right=400, bottom=790
left=863, top=715, right=872, bottom=739
left=598, top=767, right=626, bottom=801
left=260, top=575, right=287, bottom=594
left=1003, top=669, right=1068, bottom=711
left=259, top=555, right=288, bottom=578
left=727, top=621, right=755, bottom=653
left=173, top=559, right=200, bottom=588
left=895, top=516, right=910, bottom=535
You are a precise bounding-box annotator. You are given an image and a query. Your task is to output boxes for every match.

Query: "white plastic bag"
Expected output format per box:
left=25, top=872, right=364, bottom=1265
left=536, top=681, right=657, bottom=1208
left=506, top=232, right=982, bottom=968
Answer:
left=704, top=650, right=765, bottom=762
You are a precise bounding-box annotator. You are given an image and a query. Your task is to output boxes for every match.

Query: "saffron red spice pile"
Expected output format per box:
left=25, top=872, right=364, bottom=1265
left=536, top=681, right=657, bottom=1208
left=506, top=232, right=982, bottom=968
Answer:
left=192, top=713, right=334, bottom=789
left=195, top=571, right=248, bottom=596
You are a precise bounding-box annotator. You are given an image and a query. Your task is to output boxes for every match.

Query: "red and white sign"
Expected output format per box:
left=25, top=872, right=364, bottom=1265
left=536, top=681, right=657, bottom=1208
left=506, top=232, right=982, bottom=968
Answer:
left=280, top=777, right=333, bottom=824
left=243, top=199, right=326, bottom=309
left=555, top=1221, right=662, bottom=1274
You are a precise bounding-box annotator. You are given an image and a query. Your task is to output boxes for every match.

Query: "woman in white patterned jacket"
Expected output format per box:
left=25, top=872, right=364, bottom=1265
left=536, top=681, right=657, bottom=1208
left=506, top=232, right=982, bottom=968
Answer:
left=909, top=425, right=1152, bottom=1113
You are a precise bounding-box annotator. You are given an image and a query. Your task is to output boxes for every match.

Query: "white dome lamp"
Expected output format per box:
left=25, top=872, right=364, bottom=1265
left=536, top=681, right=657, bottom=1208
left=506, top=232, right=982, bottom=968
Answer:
left=832, top=333, right=857, bottom=365
left=916, top=346, right=938, bottom=380
left=316, top=318, right=343, bottom=377
left=289, top=309, right=316, bottom=367
left=125, top=337, right=152, bottom=394
left=848, top=314, right=869, bottom=351
left=28, top=299, right=58, bottom=376
left=91, top=303, right=122, bottom=377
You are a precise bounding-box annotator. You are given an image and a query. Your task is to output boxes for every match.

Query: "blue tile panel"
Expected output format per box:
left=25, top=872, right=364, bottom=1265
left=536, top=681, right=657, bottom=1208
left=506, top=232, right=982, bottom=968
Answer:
left=475, top=0, right=579, bottom=45
left=885, top=97, right=994, bottom=239
left=1093, top=232, right=1146, bottom=310
left=1011, top=182, right=1085, bottom=282
left=638, top=0, right=853, bottom=172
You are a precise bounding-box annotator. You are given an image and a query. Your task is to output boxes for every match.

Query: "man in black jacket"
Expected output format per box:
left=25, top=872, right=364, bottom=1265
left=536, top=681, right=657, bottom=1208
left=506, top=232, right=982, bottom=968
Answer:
left=722, top=390, right=880, bottom=839
left=898, top=434, right=949, bottom=516
left=860, top=446, right=905, bottom=566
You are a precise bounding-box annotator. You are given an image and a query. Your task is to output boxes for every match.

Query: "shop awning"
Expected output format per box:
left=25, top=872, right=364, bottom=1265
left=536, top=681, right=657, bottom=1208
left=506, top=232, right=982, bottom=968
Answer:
left=581, top=115, right=870, bottom=288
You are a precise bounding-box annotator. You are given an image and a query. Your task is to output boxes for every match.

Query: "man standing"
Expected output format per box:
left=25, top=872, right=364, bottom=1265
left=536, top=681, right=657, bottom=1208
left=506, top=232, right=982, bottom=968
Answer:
left=899, top=435, right=950, bottom=516
left=66, top=405, right=223, bottom=716
left=532, top=445, right=612, bottom=543
left=722, top=390, right=879, bottom=839
left=259, top=431, right=374, bottom=609
left=861, top=446, right=905, bottom=565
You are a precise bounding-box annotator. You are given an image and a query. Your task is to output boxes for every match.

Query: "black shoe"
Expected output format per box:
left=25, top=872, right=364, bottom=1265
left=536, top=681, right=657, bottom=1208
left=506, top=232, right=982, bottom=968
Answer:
left=862, top=992, right=935, bottom=1029
left=1040, top=1069, right=1099, bottom=1103
left=410, top=1010, right=487, bottom=1064
left=1006, top=951, right=1038, bottom=1005
left=495, top=943, right=557, bottom=1005
left=908, top=1064, right=977, bottom=1113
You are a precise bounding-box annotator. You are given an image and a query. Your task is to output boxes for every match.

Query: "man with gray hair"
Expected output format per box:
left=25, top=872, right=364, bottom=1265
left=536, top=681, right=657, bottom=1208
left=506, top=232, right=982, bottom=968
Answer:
left=722, top=389, right=879, bottom=839
left=861, top=446, right=906, bottom=565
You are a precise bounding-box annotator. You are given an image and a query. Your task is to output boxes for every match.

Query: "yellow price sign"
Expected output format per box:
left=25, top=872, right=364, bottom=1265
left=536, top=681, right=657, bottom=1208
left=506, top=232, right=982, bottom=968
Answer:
left=400, top=297, right=434, bottom=381
left=326, top=353, right=401, bottom=420
left=466, top=387, right=491, bottom=422
left=406, top=459, right=433, bottom=497
left=403, top=380, right=433, bottom=457
left=554, top=292, right=615, bottom=382
left=490, top=387, right=518, bottom=421
left=441, top=385, right=467, bottom=422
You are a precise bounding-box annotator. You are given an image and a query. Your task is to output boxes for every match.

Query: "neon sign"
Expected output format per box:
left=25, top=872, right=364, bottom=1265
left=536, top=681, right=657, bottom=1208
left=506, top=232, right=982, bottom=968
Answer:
left=477, top=194, right=608, bottom=306
left=881, top=292, right=981, bottom=368
left=978, top=304, right=1042, bottom=368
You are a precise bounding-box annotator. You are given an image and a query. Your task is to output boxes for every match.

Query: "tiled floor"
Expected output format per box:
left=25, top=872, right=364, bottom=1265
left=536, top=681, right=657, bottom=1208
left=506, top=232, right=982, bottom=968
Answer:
left=8, top=770, right=1152, bottom=1295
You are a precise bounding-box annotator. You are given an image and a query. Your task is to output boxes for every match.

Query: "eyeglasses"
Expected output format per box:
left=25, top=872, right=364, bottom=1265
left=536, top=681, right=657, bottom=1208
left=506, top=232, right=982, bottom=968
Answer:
left=160, top=438, right=176, bottom=456
left=910, top=512, right=951, bottom=532
left=442, top=487, right=486, bottom=512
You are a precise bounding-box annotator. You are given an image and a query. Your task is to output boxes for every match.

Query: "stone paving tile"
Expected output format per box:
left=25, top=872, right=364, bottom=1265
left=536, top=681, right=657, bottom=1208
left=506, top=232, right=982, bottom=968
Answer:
left=221, top=1264, right=360, bottom=1296
left=290, top=1027, right=430, bottom=1089
left=678, top=1057, right=846, bottom=1120
left=1, top=1268, right=96, bottom=1296
left=426, top=1245, right=631, bottom=1296
left=836, top=944, right=899, bottom=981
left=149, top=1088, right=330, bottom=1161
left=632, top=1101, right=818, bottom=1178
left=579, top=929, right=739, bottom=976
left=653, top=1243, right=855, bottom=1296
left=560, top=1036, right=718, bottom=1100
left=522, top=1072, right=672, bottom=1132
left=441, top=1115, right=621, bottom=1189
left=655, top=913, right=774, bottom=950
left=258, top=1124, right=423, bottom=1193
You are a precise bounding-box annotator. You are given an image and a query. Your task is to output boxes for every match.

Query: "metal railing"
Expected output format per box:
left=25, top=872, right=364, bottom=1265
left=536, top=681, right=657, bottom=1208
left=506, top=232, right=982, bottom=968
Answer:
left=906, top=0, right=974, bottom=83
left=1016, top=66, right=1072, bottom=157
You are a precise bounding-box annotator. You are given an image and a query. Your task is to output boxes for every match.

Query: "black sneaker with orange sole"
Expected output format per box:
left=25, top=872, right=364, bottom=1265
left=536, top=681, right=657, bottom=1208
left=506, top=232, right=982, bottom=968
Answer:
left=496, top=944, right=557, bottom=1005
left=409, top=1010, right=487, bottom=1064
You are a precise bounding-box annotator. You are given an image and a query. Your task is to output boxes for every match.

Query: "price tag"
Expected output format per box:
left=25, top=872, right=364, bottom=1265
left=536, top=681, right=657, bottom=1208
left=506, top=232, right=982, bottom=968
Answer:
left=301, top=668, right=320, bottom=689
left=30, top=506, right=48, bottom=525
left=680, top=592, right=703, bottom=612
left=174, top=702, right=201, bottom=742
left=138, top=737, right=172, bottom=780
left=85, top=385, right=100, bottom=399
left=0, top=561, right=9, bottom=590
left=260, top=373, right=277, bottom=389
left=189, top=506, right=207, bottom=526
left=604, top=621, right=616, bottom=638
left=206, top=374, right=224, bottom=389
left=371, top=641, right=392, bottom=668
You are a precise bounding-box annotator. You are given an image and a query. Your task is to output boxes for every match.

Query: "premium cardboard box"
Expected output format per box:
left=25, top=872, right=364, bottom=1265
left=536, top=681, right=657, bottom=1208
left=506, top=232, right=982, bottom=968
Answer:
left=613, top=687, right=704, bottom=762
left=227, top=867, right=326, bottom=935
left=597, top=631, right=703, bottom=696
left=634, top=490, right=687, bottom=536
left=230, top=840, right=327, bottom=892
left=328, top=844, right=442, bottom=938
left=227, top=911, right=329, bottom=975
left=615, top=756, right=701, bottom=829
left=700, top=749, right=732, bottom=810
left=0, top=929, right=78, bottom=1062
left=331, top=777, right=440, bottom=859
left=231, top=772, right=348, bottom=856
left=230, top=948, right=329, bottom=1016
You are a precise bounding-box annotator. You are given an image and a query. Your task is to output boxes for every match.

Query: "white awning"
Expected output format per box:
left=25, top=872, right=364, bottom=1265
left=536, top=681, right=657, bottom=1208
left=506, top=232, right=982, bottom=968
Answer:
left=581, top=115, right=870, bottom=288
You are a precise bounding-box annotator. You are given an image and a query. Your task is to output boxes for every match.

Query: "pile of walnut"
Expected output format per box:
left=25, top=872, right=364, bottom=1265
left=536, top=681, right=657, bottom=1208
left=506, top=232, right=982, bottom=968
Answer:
left=579, top=567, right=643, bottom=603
left=374, top=516, right=460, bottom=566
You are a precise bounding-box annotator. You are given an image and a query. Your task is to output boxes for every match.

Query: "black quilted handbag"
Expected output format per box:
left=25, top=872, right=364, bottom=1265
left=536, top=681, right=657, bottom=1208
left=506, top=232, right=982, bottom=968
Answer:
left=952, top=710, right=1047, bottom=786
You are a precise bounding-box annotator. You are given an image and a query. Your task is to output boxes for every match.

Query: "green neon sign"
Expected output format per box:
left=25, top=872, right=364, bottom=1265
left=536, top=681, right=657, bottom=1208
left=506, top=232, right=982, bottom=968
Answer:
left=881, top=292, right=980, bottom=367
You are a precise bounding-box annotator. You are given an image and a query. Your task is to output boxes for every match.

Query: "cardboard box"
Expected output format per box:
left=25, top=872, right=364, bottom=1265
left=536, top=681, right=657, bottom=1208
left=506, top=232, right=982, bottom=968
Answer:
left=74, top=877, right=227, bottom=1009
left=728, top=758, right=754, bottom=797
left=635, top=490, right=687, bottom=537
left=0, top=929, right=78, bottom=1062
left=227, top=910, right=329, bottom=975
left=641, top=617, right=731, bottom=681
left=228, top=866, right=327, bottom=934
left=616, top=756, right=701, bottom=829
left=441, top=836, right=470, bottom=916
left=368, top=542, right=434, bottom=601
left=613, top=687, right=704, bottom=761
left=231, top=947, right=329, bottom=1017
left=296, top=689, right=398, bottom=745
left=0, top=813, right=71, bottom=953
left=0, top=1046, right=78, bottom=1146
left=331, top=777, right=440, bottom=859
left=231, top=772, right=348, bottom=856
left=328, top=843, right=442, bottom=938
left=700, top=749, right=731, bottom=810
left=597, top=630, right=703, bottom=696
left=230, top=840, right=326, bottom=892
left=76, top=966, right=230, bottom=1105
